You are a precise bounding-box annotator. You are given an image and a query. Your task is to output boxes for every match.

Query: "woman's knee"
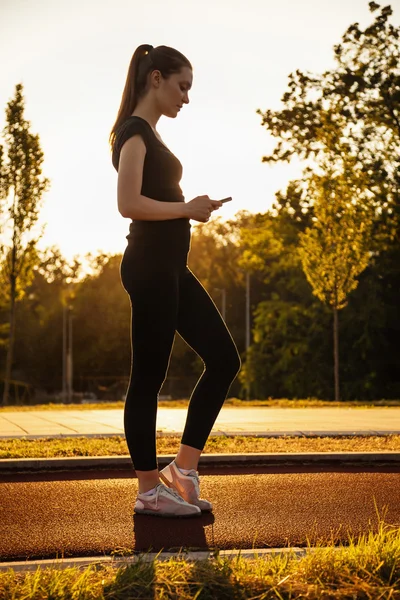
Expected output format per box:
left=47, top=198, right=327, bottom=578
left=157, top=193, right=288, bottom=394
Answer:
left=127, top=368, right=168, bottom=397
left=206, top=344, right=242, bottom=379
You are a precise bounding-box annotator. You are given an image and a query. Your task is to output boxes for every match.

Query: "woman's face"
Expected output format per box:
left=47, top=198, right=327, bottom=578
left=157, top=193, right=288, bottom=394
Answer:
left=156, top=66, right=193, bottom=118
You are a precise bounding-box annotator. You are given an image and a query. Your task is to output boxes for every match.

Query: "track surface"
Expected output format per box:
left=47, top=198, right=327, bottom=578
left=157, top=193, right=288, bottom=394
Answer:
left=1, top=465, right=399, bottom=562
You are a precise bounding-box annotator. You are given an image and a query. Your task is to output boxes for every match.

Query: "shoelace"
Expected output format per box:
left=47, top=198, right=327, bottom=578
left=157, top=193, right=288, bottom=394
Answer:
left=158, top=484, right=186, bottom=505
left=185, top=471, right=200, bottom=496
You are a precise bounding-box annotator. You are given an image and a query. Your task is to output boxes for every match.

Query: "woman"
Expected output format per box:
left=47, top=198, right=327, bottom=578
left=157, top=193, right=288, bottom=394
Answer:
left=110, top=44, right=241, bottom=518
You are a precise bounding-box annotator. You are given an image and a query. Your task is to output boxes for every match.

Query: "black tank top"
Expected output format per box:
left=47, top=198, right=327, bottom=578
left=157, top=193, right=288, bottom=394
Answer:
left=112, top=116, right=191, bottom=250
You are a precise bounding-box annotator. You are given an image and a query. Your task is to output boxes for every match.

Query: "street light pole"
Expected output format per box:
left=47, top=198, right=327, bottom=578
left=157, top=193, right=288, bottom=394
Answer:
left=246, top=272, right=250, bottom=352
left=62, top=303, right=67, bottom=403
left=245, top=271, right=251, bottom=400
left=214, top=288, right=227, bottom=322
left=66, top=305, right=74, bottom=403
left=221, top=288, right=226, bottom=322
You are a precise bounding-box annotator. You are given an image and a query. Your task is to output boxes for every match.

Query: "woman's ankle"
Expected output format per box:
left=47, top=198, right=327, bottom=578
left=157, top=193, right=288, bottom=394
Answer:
left=136, top=468, right=160, bottom=494
left=139, top=482, right=160, bottom=494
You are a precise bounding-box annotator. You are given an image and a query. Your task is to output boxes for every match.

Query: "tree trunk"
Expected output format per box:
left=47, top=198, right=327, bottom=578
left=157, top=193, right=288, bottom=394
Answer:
left=333, top=306, right=340, bottom=401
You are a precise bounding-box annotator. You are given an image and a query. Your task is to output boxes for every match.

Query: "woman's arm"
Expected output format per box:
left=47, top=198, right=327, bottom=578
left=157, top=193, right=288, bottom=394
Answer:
left=117, top=134, right=188, bottom=221
left=121, top=194, right=189, bottom=220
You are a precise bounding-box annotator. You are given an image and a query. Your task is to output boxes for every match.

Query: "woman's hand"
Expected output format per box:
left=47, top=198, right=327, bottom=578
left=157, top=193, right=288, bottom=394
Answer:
left=184, top=195, right=223, bottom=223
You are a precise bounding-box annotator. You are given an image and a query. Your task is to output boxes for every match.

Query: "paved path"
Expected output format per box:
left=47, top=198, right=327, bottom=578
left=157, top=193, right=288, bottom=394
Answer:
left=0, top=407, right=399, bottom=438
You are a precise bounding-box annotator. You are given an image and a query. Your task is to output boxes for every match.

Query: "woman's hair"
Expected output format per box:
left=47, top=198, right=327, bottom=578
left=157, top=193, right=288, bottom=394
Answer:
left=109, top=44, right=192, bottom=153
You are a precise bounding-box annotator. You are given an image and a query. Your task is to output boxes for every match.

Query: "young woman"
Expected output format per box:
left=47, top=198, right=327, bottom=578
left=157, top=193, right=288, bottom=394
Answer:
left=110, top=44, right=241, bottom=518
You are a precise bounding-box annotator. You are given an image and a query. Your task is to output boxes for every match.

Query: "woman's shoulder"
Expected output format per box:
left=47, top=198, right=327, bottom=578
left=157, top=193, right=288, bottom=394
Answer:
left=116, top=116, right=150, bottom=142
left=112, top=117, right=150, bottom=171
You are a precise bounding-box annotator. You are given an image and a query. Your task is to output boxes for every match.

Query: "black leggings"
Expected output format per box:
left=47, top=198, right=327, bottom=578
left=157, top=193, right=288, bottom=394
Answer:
left=120, top=239, right=241, bottom=471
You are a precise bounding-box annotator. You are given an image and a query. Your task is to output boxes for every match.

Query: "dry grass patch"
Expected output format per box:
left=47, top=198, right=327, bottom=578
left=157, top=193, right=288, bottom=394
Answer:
left=1, top=434, right=399, bottom=459
left=0, top=397, right=399, bottom=411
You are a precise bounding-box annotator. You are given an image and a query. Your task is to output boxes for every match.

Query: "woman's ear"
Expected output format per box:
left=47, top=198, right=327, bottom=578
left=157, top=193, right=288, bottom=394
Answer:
left=151, top=69, right=161, bottom=86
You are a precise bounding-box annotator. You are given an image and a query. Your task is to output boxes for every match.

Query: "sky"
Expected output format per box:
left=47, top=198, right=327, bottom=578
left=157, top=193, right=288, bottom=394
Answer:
left=1, top=0, right=398, bottom=264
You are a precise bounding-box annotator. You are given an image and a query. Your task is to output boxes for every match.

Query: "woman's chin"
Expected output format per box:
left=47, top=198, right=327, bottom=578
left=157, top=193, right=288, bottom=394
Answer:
left=164, top=106, right=181, bottom=119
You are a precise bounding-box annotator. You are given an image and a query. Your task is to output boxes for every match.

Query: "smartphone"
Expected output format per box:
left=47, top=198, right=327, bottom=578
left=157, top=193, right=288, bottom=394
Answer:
left=219, top=197, right=232, bottom=203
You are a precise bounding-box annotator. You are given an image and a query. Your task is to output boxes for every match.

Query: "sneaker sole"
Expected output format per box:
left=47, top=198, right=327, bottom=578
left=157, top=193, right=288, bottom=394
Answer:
left=133, top=508, right=201, bottom=518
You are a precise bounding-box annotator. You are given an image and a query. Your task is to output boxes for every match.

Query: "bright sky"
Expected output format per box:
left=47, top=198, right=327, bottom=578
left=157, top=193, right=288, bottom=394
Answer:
left=1, top=0, right=396, bottom=263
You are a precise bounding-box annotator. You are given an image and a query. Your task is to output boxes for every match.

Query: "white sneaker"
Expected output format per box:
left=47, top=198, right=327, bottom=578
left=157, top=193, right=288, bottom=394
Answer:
left=134, top=482, right=201, bottom=518
left=159, top=460, right=213, bottom=512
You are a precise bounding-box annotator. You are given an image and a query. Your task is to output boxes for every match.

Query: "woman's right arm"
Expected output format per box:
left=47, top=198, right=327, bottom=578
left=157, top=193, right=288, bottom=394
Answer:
left=117, top=134, right=188, bottom=221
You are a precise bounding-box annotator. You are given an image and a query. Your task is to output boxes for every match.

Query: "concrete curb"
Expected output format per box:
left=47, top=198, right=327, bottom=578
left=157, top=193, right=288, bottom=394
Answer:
left=1, top=429, right=400, bottom=440
left=1, top=451, right=400, bottom=473
left=0, top=547, right=344, bottom=572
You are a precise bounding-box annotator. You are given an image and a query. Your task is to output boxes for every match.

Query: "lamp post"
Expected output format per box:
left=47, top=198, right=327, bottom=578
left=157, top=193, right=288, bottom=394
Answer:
left=62, top=303, right=67, bottom=403
left=66, top=305, right=74, bottom=404
left=235, top=267, right=252, bottom=400
left=214, top=287, right=226, bottom=322
left=245, top=271, right=251, bottom=400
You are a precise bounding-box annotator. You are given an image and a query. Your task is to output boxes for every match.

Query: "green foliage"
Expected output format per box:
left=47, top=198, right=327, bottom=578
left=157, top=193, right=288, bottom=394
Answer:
left=243, top=297, right=332, bottom=399
left=72, top=254, right=131, bottom=380
left=298, top=165, right=375, bottom=310
left=256, top=1, right=400, bottom=245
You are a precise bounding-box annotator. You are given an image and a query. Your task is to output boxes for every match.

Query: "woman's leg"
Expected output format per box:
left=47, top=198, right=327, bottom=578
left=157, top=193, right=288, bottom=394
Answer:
left=175, top=266, right=242, bottom=467
left=121, top=250, right=180, bottom=487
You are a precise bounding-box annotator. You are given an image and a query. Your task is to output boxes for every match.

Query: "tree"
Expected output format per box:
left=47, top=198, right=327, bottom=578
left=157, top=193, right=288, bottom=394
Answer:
left=256, top=2, right=399, bottom=245
left=0, top=83, right=50, bottom=405
left=298, top=164, right=374, bottom=401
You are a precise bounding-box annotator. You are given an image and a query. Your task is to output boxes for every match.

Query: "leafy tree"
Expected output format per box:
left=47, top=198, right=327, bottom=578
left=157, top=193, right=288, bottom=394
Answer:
left=298, top=162, right=375, bottom=400
left=256, top=2, right=399, bottom=243
left=0, top=84, right=50, bottom=405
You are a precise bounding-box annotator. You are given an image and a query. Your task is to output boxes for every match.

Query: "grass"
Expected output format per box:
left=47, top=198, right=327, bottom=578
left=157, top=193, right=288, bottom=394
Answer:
left=1, top=397, right=400, bottom=411
left=1, top=434, right=400, bottom=459
left=0, top=503, right=399, bottom=598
